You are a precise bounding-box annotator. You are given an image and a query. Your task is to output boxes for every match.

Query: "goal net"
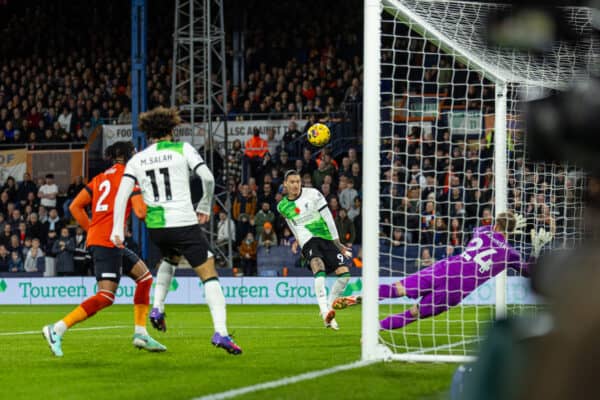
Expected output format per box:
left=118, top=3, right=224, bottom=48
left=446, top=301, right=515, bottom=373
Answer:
left=362, top=0, right=594, bottom=362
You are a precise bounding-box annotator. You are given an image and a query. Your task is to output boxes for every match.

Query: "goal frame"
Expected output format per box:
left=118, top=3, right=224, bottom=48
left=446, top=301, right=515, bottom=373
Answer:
left=361, top=0, right=509, bottom=363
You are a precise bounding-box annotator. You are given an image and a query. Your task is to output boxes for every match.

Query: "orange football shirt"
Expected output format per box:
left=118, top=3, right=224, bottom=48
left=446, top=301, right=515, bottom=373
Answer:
left=86, top=164, right=137, bottom=248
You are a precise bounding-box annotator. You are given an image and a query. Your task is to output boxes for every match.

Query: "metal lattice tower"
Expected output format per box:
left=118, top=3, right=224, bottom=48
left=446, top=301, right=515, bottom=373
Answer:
left=171, top=0, right=232, bottom=267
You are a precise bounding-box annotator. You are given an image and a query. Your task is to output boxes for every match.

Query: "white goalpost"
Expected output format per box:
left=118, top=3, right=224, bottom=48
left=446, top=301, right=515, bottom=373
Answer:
left=362, top=0, right=593, bottom=362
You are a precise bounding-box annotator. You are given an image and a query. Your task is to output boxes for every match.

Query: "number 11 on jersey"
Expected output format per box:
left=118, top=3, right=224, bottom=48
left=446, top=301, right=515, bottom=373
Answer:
left=146, top=168, right=172, bottom=202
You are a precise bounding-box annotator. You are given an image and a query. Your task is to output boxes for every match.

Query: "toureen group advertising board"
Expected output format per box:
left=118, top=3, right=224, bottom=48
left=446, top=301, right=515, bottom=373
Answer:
left=0, top=277, right=540, bottom=305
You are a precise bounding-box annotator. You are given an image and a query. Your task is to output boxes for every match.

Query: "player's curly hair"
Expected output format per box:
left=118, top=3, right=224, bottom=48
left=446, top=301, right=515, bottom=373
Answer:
left=496, top=210, right=516, bottom=234
left=105, top=141, right=135, bottom=162
left=138, top=106, right=182, bottom=139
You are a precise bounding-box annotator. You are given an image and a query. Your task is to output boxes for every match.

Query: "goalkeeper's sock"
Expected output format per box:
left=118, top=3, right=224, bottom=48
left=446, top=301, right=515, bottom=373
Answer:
left=327, top=273, right=350, bottom=309
left=153, top=260, right=176, bottom=313
left=379, top=284, right=400, bottom=299
left=203, top=278, right=228, bottom=336
left=314, top=271, right=329, bottom=315
left=379, top=310, right=417, bottom=330
left=134, top=271, right=153, bottom=335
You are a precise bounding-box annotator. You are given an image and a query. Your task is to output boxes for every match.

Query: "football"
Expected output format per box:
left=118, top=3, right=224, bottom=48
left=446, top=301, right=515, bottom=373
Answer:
left=307, top=123, right=331, bottom=147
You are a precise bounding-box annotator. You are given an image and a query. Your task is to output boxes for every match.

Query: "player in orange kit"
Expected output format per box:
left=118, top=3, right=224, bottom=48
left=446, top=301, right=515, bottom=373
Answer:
left=42, top=141, right=166, bottom=357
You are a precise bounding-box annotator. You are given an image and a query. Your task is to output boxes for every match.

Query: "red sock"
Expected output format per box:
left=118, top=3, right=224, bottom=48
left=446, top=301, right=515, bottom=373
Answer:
left=134, top=271, right=153, bottom=305
left=134, top=272, right=153, bottom=327
left=81, top=290, right=115, bottom=317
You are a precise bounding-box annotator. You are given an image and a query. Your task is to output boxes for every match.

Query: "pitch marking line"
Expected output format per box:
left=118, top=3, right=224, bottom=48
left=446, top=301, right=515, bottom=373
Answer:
left=193, top=360, right=377, bottom=400
left=0, top=325, right=129, bottom=336
left=0, top=325, right=331, bottom=336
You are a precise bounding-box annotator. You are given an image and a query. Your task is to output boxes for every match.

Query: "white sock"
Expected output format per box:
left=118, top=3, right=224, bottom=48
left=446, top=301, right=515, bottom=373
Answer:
left=153, top=261, right=176, bottom=312
left=135, top=325, right=148, bottom=336
left=204, top=279, right=228, bottom=336
left=314, top=275, right=329, bottom=316
left=328, top=275, right=350, bottom=309
left=54, top=320, right=68, bottom=337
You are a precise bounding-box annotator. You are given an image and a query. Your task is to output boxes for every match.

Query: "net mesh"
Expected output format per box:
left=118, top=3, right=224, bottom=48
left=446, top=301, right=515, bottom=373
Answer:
left=377, top=0, right=588, bottom=357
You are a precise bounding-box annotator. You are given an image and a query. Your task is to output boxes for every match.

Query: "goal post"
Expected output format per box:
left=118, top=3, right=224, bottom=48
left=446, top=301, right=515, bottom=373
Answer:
left=361, top=0, right=385, bottom=361
left=362, top=0, right=591, bottom=363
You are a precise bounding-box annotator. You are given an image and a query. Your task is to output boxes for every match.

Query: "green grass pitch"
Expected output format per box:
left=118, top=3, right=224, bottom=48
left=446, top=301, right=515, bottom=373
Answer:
left=0, top=304, right=468, bottom=400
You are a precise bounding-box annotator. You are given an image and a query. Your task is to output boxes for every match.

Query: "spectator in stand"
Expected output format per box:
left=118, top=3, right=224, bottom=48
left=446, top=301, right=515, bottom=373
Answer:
left=279, top=227, right=295, bottom=247
left=238, top=232, right=257, bottom=277
left=328, top=197, right=341, bottom=219
left=480, top=207, right=493, bottom=226
left=226, top=139, right=244, bottom=184
left=2, top=176, right=18, bottom=203
left=254, top=201, right=276, bottom=237
left=449, top=218, right=464, bottom=247
left=44, top=228, right=58, bottom=271
left=53, top=227, right=75, bottom=276
left=347, top=195, right=361, bottom=222
left=335, top=208, right=356, bottom=246
left=236, top=213, right=254, bottom=246
left=8, top=251, right=23, bottom=272
left=339, top=156, right=352, bottom=177
left=257, top=182, right=276, bottom=211
left=17, top=222, right=27, bottom=244
left=282, top=120, right=302, bottom=158
left=258, top=222, right=277, bottom=252
left=275, top=151, right=293, bottom=176
left=63, top=176, right=85, bottom=222
left=0, top=223, right=12, bottom=248
left=117, top=106, right=132, bottom=124
left=265, top=128, right=279, bottom=157
left=43, top=208, right=63, bottom=237
left=17, top=173, right=37, bottom=206
left=8, top=208, right=23, bottom=231
left=433, top=217, right=448, bottom=246
left=38, top=206, right=48, bottom=224
left=73, top=226, right=90, bottom=276
left=38, top=174, right=58, bottom=210
left=0, top=192, right=8, bottom=216
left=339, top=177, right=358, bottom=211
left=417, top=247, right=435, bottom=268
left=302, top=148, right=317, bottom=171
left=420, top=200, right=436, bottom=245
left=7, top=234, right=21, bottom=255
left=232, top=184, right=257, bottom=221
left=390, top=229, right=406, bottom=247
left=243, top=128, right=269, bottom=183
left=57, top=107, right=73, bottom=133
left=24, top=238, right=45, bottom=272
left=72, top=129, right=88, bottom=148
left=348, top=162, right=362, bottom=192
left=0, top=245, right=9, bottom=272
left=312, top=157, right=335, bottom=189
left=216, top=210, right=236, bottom=250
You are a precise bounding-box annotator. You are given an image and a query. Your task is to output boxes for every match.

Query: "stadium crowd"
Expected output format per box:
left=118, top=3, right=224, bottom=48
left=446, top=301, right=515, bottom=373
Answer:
left=0, top=0, right=581, bottom=277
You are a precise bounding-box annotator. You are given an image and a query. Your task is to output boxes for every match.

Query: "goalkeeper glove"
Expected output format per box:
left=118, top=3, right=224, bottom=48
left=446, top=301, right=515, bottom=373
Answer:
left=531, top=228, right=553, bottom=258
left=513, top=213, right=526, bottom=234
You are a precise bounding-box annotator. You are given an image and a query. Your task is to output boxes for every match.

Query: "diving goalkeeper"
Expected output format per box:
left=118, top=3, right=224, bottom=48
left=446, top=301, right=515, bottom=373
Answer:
left=333, top=211, right=554, bottom=330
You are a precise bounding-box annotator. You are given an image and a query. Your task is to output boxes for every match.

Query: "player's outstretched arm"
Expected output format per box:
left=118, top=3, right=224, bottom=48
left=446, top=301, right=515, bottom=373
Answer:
left=69, top=188, right=92, bottom=231
left=185, top=143, right=215, bottom=218
left=111, top=176, right=135, bottom=246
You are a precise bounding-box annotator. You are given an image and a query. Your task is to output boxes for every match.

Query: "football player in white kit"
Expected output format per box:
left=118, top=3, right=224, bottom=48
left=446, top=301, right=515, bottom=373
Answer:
left=277, top=170, right=353, bottom=330
left=111, top=106, right=241, bottom=355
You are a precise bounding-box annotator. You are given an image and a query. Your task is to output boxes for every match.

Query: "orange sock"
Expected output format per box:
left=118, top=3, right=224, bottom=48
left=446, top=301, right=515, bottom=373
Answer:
left=63, top=306, right=88, bottom=328
left=134, top=304, right=150, bottom=327
left=134, top=272, right=153, bottom=328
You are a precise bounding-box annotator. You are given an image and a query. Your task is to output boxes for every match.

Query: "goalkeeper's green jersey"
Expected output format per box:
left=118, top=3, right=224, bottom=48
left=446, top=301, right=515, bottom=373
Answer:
left=277, top=187, right=337, bottom=247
